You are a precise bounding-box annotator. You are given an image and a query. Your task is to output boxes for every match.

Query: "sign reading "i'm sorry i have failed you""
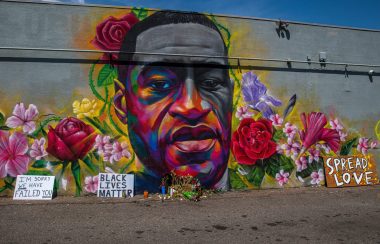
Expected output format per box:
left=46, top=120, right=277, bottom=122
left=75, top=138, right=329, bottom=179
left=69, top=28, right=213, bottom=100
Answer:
left=324, top=155, right=378, bottom=187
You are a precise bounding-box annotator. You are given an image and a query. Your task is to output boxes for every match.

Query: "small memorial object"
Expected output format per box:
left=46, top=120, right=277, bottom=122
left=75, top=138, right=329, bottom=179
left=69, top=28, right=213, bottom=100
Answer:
left=323, top=155, right=378, bottom=187
left=13, top=175, right=55, bottom=200
left=144, top=191, right=149, bottom=199
left=97, top=173, right=134, bottom=198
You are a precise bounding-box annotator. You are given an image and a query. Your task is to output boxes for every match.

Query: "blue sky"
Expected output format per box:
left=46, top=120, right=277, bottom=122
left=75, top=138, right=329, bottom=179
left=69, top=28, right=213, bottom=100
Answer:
left=43, top=0, right=380, bottom=30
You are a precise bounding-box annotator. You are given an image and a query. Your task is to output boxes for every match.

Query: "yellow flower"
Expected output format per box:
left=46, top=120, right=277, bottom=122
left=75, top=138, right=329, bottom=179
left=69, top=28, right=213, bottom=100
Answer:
left=72, top=98, right=100, bottom=119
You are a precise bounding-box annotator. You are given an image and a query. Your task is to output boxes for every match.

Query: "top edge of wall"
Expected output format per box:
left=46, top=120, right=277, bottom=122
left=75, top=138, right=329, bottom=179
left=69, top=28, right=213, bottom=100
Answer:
left=3, top=0, right=380, bottom=33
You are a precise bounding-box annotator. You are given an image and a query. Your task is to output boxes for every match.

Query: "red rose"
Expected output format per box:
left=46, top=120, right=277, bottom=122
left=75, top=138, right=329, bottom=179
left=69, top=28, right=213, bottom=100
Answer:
left=91, top=13, right=139, bottom=56
left=232, top=118, right=276, bottom=165
left=46, top=117, right=96, bottom=161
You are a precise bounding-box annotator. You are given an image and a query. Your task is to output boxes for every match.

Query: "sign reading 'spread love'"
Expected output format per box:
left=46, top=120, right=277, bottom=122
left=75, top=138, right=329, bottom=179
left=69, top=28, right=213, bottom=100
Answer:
left=13, top=175, right=55, bottom=200
left=97, top=173, right=134, bottom=198
left=324, top=155, right=378, bottom=187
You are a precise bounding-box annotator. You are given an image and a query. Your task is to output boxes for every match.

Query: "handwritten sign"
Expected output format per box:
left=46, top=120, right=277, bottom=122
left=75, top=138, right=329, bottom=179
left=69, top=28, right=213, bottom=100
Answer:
left=324, top=155, right=378, bottom=187
left=13, top=175, right=55, bottom=200
left=97, top=173, right=134, bottom=198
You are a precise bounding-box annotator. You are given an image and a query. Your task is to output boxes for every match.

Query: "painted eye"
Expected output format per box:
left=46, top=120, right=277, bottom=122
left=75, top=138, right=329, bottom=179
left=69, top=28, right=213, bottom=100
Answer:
left=149, top=80, right=176, bottom=91
left=200, top=79, right=222, bottom=89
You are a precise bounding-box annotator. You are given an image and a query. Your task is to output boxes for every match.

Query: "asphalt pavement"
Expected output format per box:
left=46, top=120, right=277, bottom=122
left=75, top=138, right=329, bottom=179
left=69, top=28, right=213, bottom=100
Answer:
left=0, top=186, right=379, bottom=243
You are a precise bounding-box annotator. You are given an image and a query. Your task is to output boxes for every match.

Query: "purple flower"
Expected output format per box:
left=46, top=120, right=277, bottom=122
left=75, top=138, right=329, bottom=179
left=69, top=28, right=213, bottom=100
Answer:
left=283, top=122, right=298, bottom=139
left=93, top=135, right=111, bottom=155
left=308, top=147, right=320, bottom=163
left=329, top=118, right=344, bottom=131
left=241, top=71, right=282, bottom=118
left=6, top=103, right=39, bottom=134
left=104, top=141, right=131, bottom=164
left=310, top=169, right=324, bottom=185
left=279, top=139, right=301, bottom=160
left=295, top=156, right=308, bottom=172
left=29, top=138, right=48, bottom=160
left=0, top=131, right=30, bottom=178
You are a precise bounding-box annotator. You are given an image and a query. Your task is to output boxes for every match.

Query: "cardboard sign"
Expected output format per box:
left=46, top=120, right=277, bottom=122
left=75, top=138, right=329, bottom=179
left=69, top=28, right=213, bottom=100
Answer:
left=97, top=173, right=134, bottom=198
left=13, top=175, right=55, bottom=200
left=324, top=155, right=378, bottom=187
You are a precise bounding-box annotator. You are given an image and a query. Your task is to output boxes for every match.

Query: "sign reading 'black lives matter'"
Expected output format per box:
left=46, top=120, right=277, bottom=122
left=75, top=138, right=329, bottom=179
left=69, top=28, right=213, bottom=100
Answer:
left=97, top=173, right=134, bottom=198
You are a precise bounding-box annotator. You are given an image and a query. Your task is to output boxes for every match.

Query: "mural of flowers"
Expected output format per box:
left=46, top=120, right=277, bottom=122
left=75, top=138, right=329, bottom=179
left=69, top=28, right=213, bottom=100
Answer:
left=229, top=70, right=378, bottom=189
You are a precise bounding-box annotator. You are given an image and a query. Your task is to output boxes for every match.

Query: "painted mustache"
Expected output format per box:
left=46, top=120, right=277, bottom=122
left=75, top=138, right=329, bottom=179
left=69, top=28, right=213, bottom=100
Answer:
left=170, top=125, right=218, bottom=152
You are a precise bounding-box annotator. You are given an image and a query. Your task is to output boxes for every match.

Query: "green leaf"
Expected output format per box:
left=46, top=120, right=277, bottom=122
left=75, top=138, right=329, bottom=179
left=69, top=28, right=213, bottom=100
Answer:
left=25, top=170, right=52, bottom=176
left=340, top=137, right=358, bottom=156
left=264, top=154, right=295, bottom=178
left=273, top=128, right=286, bottom=142
left=71, top=161, right=82, bottom=196
left=244, top=165, right=265, bottom=187
left=229, top=169, right=247, bottom=189
left=132, top=7, right=148, bottom=20
left=97, top=64, right=117, bottom=87
left=31, top=160, right=48, bottom=168
left=0, top=112, right=4, bottom=126
left=0, top=125, right=10, bottom=131
left=81, top=156, right=98, bottom=173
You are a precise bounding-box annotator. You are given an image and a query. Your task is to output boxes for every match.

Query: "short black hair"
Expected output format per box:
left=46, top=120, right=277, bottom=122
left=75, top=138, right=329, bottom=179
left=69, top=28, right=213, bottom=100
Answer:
left=118, top=10, right=228, bottom=62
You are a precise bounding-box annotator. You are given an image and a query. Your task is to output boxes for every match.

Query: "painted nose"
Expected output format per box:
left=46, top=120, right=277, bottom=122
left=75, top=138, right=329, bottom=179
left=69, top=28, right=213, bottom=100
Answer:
left=169, top=77, right=211, bottom=122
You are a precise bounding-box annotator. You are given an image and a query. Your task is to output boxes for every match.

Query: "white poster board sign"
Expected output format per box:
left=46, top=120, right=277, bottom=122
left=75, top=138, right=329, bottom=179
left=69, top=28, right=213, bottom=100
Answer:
left=97, top=173, right=134, bottom=198
left=13, top=175, right=55, bottom=200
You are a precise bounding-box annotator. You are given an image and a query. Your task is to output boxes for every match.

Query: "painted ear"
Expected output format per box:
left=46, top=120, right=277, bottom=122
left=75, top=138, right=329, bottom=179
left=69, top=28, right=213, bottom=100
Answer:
left=113, top=78, right=128, bottom=124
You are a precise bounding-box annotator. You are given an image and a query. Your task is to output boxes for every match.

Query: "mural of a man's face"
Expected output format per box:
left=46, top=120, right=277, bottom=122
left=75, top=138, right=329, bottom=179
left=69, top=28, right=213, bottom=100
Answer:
left=117, top=22, right=233, bottom=188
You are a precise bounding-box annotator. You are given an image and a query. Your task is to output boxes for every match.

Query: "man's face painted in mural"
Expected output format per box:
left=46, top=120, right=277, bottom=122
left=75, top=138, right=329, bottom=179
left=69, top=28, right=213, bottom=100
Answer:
left=118, top=23, right=233, bottom=188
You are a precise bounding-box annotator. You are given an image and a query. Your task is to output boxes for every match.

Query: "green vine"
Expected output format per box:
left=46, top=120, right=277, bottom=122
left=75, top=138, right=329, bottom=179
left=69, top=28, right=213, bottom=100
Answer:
left=89, top=62, right=106, bottom=102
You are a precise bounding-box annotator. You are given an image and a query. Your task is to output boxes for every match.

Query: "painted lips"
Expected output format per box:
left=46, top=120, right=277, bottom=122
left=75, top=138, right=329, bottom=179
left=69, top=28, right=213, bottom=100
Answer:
left=170, top=125, right=217, bottom=152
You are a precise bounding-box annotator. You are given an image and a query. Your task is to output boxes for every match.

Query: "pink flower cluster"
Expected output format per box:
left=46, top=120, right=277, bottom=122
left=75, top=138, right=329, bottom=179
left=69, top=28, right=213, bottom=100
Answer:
left=357, top=138, right=377, bottom=155
left=269, top=114, right=283, bottom=127
left=283, top=122, right=298, bottom=140
left=235, top=105, right=254, bottom=120
left=94, top=135, right=131, bottom=164
left=275, top=170, right=289, bottom=186
left=329, top=118, right=347, bottom=142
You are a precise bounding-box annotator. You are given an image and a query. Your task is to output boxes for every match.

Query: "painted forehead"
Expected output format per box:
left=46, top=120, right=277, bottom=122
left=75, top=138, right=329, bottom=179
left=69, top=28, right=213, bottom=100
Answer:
left=134, top=23, right=226, bottom=56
